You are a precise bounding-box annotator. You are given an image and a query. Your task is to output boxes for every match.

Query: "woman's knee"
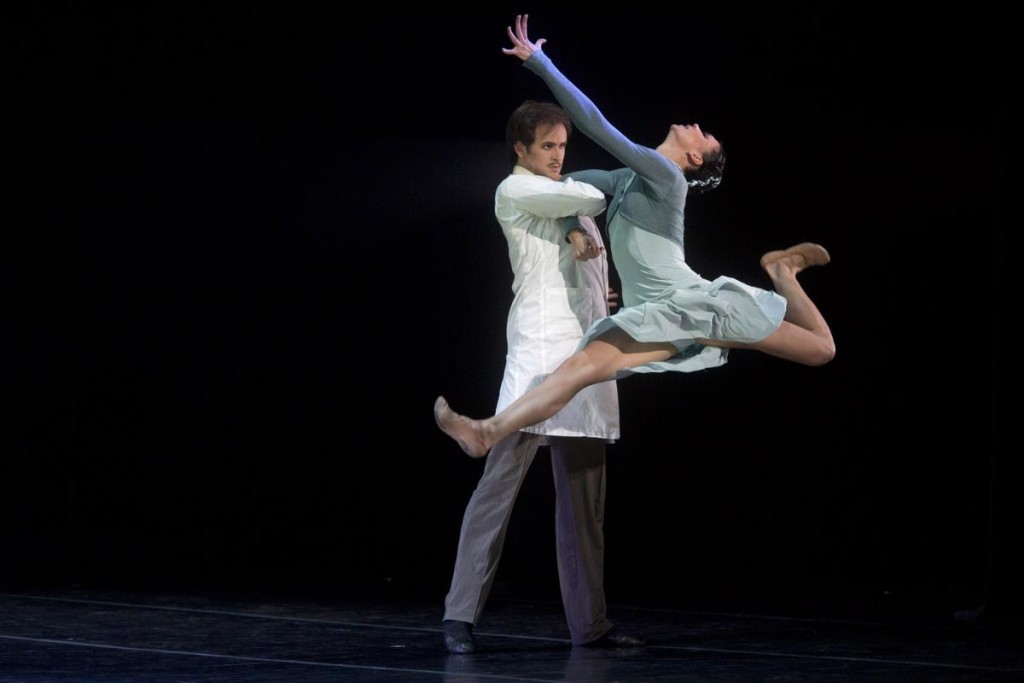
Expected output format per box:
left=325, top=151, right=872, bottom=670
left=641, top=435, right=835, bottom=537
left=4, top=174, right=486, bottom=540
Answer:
left=811, top=339, right=836, bottom=366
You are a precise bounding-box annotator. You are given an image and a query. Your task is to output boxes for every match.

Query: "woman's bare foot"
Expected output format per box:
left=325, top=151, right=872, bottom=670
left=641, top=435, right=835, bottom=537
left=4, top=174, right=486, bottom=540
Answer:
left=760, top=243, right=830, bottom=275
left=434, top=396, right=489, bottom=458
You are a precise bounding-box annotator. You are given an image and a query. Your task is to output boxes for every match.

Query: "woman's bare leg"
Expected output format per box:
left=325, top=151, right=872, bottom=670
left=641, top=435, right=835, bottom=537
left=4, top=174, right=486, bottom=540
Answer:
left=756, top=243, right=835, bottom=365
left=435, top=328, right=676, bottom=457
left=702, top=243, right=835, bottom=366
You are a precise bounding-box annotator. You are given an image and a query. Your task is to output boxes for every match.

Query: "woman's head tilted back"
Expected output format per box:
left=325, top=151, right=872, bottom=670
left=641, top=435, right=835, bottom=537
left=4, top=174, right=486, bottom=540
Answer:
left=661, top=123, right=726, bottom=194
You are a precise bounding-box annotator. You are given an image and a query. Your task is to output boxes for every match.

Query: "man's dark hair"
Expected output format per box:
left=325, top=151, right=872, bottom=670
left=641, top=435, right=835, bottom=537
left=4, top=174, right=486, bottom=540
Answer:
left=506, top=100, right=573, bottom=163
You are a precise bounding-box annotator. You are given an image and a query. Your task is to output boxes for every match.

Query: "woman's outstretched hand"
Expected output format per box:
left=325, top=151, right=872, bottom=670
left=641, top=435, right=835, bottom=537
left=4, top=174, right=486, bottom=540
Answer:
left=502, top=14, right=545, bottom=61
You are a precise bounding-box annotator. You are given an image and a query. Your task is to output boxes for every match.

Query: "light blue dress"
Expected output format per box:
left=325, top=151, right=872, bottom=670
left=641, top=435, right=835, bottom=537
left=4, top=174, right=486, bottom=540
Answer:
left=524, top=52, right=787, bottom=378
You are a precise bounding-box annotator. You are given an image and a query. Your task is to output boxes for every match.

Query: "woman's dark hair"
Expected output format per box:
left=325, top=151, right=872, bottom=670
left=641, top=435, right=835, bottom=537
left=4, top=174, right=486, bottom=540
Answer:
left=506, top=100, right=573, bottom=163
left=686, top=145, right=726, bottom=194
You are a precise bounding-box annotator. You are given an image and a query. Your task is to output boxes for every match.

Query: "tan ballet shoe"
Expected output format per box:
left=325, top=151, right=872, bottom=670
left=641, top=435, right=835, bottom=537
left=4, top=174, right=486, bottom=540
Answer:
left=434, top=396, right=489, bottom=458
left=760, top=242, right=831, bottom=272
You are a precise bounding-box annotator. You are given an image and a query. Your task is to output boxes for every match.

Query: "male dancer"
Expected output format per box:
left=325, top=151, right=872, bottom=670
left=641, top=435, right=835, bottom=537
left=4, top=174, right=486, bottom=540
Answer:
left=441, top=100, right=643, bottom=653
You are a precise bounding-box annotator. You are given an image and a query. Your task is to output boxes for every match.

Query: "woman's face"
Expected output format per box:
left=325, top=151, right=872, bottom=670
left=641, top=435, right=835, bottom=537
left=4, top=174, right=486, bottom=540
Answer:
left=668, top=123, right=721, bottom=162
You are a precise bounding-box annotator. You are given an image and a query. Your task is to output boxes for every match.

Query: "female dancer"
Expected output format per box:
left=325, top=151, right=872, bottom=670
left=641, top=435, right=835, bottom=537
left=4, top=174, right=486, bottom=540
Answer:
left=436, top=15, right=835, bottom=458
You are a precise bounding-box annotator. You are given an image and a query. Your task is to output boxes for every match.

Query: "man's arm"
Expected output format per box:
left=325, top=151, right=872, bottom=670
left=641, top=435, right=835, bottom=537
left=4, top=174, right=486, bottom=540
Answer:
left=503, top=174, right=606, bottom=219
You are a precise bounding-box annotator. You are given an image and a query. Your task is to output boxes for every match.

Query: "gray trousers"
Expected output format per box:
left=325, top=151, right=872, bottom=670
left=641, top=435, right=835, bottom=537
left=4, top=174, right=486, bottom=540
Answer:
left=443, top=431, right=612, bottom=645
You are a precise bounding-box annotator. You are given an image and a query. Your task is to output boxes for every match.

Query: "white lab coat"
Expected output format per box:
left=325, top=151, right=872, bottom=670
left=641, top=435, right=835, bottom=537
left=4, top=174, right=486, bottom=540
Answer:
left=493, top=166, right=620, bottom=441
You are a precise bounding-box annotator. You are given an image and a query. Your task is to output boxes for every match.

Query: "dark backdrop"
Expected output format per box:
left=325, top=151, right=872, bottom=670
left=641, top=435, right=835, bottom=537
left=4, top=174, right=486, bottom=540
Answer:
left=8, top=5, right=1004, bottom=619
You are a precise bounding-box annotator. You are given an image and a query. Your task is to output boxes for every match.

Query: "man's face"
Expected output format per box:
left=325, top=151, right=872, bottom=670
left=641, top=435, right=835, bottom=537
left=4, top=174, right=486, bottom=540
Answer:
left=517, top=123, right=568, bottom=180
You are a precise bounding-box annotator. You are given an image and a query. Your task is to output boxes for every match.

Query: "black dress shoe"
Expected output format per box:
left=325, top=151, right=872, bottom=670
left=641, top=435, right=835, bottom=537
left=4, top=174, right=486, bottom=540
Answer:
left=580, top=626, right=645, bottom=648
left=443, top=619, right=476, bottom=654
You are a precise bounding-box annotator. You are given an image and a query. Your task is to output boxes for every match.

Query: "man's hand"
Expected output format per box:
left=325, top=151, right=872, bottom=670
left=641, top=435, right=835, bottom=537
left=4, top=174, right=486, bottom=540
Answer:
left=502, top=14, right=545, bottom=62
left=607, top=287, right=620, bottom=311
left=569, top=230, right=603, bottom=262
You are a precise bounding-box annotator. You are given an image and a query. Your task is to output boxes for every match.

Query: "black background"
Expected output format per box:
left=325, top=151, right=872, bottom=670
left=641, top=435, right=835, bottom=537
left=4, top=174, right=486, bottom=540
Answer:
left=8, top=5, right=1004, bottom=619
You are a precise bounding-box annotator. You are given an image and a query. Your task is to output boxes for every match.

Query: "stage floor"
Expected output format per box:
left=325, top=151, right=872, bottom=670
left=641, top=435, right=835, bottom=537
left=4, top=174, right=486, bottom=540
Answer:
left=1, top=587, right=1020, bottom=682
